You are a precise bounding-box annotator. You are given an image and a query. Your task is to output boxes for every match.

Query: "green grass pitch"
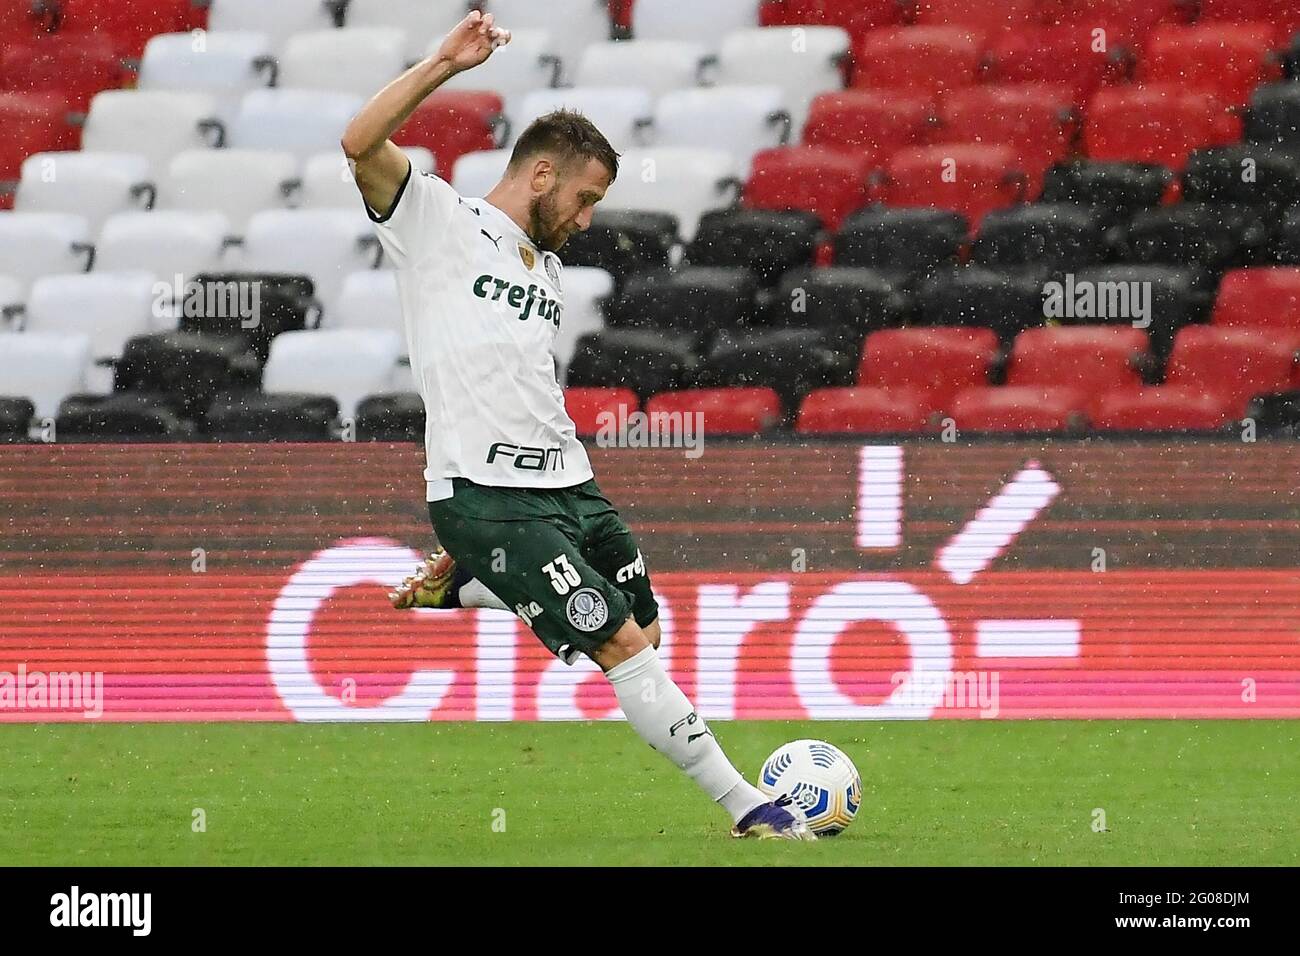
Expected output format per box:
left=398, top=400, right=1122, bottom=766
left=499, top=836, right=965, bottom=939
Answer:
left=2, top=721, right=1295, bottom=866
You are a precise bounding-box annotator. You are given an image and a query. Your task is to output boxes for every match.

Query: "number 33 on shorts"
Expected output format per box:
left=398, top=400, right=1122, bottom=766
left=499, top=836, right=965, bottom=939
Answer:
left=541, top=554, right=582, bottom=595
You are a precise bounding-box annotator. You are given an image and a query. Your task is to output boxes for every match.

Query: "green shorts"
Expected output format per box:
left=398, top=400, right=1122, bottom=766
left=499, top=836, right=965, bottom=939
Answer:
left=428, top=477, right=658, bottom=663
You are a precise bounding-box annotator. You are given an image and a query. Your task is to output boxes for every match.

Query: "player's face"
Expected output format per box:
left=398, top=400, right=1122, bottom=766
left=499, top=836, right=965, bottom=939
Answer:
left=529, top=157, right=612, bottom=252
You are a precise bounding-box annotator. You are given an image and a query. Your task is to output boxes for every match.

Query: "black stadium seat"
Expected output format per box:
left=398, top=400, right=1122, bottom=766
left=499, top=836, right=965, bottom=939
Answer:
left=1070, top=264, right=1208, bottom=361
left=1183, top=145, right=1300, bottom=213
left=1118, top=205, right=1269, bottom=274
left=684, top=208, right=820, bottom=286
left=689, top=327, right=854, bottom=412
left=204, top=392, right=338, bottom=441
left=915, top=266, right=1052, bottom=345
left=561, top=210, right=677, bottom=288
left=0, top=397, right=33, bottom=442
left=1246, top=82, right=1300, bottom=151
left=769, top=266, right=910, bottom=348
left=55, top=393, right=195, bottom=441
left=833, top=208, right=967, bottom=282
left=114, top=332, right=260, bottom=418
left=1246, top=390, right=1300, bottom=437
left=971, top=204, right=1110, bottom=270
left=182, top=273, right=319, bottom=365
left=566, top=329, right=697, bottom=400
left=604, top=266, right=758, bottom=347
left=1040, top=160, right=1173, bottom=229
left=1267, top=208, right=1300, bottom=264
left=356, top=392, right=424, bottom=442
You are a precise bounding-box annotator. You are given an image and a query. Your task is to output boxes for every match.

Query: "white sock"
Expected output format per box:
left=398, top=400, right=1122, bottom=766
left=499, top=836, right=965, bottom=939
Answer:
left=458, top=577, right=508, bottom=611
left=606, top=646, right=769, bottom=823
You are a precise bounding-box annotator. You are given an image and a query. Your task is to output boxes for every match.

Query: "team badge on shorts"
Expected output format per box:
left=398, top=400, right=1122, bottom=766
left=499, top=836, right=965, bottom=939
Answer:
left=566, top=587, right=609, bottom=632
left=544, top=254, right=561, bottom=286
left=518, top=244, right=536, bottom=270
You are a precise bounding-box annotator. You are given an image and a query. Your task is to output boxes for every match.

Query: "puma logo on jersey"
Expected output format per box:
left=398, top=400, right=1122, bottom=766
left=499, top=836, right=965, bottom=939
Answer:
left=472, top=274, right=562, bottom=327
left=480, top=230, right=502, bottom=251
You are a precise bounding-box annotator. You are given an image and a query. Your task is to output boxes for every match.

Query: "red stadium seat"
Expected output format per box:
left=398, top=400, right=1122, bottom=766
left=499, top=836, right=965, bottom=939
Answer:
left=0, top=35, right=127, bottom=113
left=0, top=0, right=48, bottom=44
left=564, top=387, right=639, bottom=437
left=933, top=84, right=1075, bottom=181
left=1084, top=84, right=1241, bottom=171
left=859, top=327, right=999, bottom=414
left=760, top=0, right=902, bottom=46
left=1038, top=0, right=1188, bottom=49
left=644, top=388, right=783, bottom=434
left=1092, top=386, right=1236, bottom=431
left=1165, top=326, right=1299, bottom=414
left=984, top=27, right=1124, bottom=101
left=0, top=92, right=77, bottom=181
left=1213, top=268, right=1300, bottom=333
left=878, top=144, right=1026, bottom=229
left=1198, top=0, right=1300, bottom=38
left=910, top=0, right=1039, bottom=36
left=1006, top=326, right=1148, bottom=413
left=1140, top=24, right=1282, bottom=109
left=852, top=27, right=985, bottom=94
left=610, top=0, right=636, bottom=31
left=795, top=386, right=929, bottom=433
left=53, top=0, right=202, bottom=59
left=392, top=91, right=505, bottom=180
left=950, top=384, right=1088, bottom=432
left=802, top=89, right=933, bottom=159
left=743, top=146, right=872, bottom=231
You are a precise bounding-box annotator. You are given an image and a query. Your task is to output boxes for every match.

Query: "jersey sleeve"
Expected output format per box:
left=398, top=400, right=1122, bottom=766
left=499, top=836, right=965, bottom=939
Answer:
left=365, top=159, right=461, bottom=267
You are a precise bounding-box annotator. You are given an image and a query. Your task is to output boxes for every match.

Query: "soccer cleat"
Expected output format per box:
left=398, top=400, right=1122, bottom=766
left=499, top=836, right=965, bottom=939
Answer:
left=389, top=548, right=462, bottom=609
left=730, top=794, right=818, bottom=841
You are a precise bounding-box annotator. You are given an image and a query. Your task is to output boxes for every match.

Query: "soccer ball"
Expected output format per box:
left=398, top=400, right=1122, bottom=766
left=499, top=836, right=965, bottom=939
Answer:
left=757, top=739, right=862, bottom=836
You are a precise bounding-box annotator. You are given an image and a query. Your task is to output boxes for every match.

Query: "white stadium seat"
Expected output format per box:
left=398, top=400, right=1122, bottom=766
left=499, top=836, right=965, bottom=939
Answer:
left=0, top=332, right=93, bottom=419
left=513, top=87, right=653, bottom=154
left=715, top=27, right=850, bottom=130
left=438, top=29, right=560, bottom=109
left=239, top=209, right=381, bottom=309
left=278, top=28, right=408, bottom=97
left=207, top=0, right=336, bottom=50
left=345, top=0, right=469, bottom=61
left=653, top=85, right=790, bottom=177
left=229, top=89, right=364, bottom=161
left=82, top=91, right=222, bottom=169
left=485, top=0, right=611, bottom=84
left=451, top=149, right=511, bottom=199
left=159, top=149, right=298, bottom=232
left=0, top=275, right=22, bottom=314
left=601, top=147, right=740, bottom=242
left=552, top=266, right=612, bottom=383
left=0, top=213, right=94, bottom=296
left=332, top=270, right=403, bottom=337
left=298, top=148, right=433, bottom=211
left=633, top=0, right=761, bottom=47
left=262, top=329, right=405, bottom=419
left=15, top=152, right=152, bottom=231
left=95, top=211, right=231, bottom=280
left=137, top=31, right=274, bottom=117
left=574, top=41, right=709, bottom=100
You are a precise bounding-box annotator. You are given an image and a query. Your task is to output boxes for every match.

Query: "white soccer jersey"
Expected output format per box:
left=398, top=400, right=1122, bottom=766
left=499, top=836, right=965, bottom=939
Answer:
left=366, top=161, right=593, bottom=501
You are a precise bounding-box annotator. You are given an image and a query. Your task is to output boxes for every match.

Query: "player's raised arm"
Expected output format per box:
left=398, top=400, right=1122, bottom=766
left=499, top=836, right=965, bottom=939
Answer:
left=341, top=10, right=511, bottom=215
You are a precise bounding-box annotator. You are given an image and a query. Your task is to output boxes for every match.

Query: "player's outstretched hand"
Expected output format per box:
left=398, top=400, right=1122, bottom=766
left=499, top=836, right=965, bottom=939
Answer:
left=436, top=10, right=511, bottom=73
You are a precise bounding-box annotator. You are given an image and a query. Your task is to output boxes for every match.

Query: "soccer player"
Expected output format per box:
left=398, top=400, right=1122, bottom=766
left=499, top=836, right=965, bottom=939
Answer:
left=341, top=10, right=812, bottom=840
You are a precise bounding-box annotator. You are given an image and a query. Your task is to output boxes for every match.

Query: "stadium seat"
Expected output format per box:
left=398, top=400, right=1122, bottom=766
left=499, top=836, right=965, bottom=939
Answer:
left=1182, top=145, right=1300, bottom=213
left=1271, top=209, right=1300, bottom=265
left=560, top=210, right=677, bottom=287
left=645, top=387, right=783, bottom=434
left=95, top=210, right=230, bottom=281
left=1092, top=385, right=1236, bottom=432
left=450, top=148, right=511, bottom=199
left=553, top=266, right=614, bottom=381
left=770, top=267, right=910, bottom=347
left=0, top=331, right=92, bottom=419
left=15, top=152, right=153, bottom=230
left=0, top=34, right=127, bottom=113
left=970, top=204, right=1109, bottom=270
left=239, top=209, right=381, bottom=311
left=563, top=387, right=639, bottom=437
left=278, top=29, right=409, bottom=97
left=858, top=327, right=998, bottom=413
left=262, top=329, right=405, bottom=419
left=0, top=212, right=94, bottom=295
left=983, top=26, right=1124, bottom=100
left=803, top=89, right=933, bottom=161
left=1198, top=0, right=1300, bottom=36
left=932, top=85, right=1075, bottom=181
left=159, top=149, right=297, bottom=233
left=915, top=266, right=1048, bottom=344
left=1039, top=160, right=1173, bottom=228
left=652, top=85, right=790, bottom=177
left=911, top=0, right=1038, bottom=34
left=488, top=0, right=613, bottom=83
left=355, top=392, right=424, bottom=442
left=1038, top=0, right=1187, bottom=49
left=208, top=0, right=336, bottom=51
left=1165, top=326, right=1298, bottom=414
left=575, top=41, right=709, bottom=99
left=852, top=27, right=985, bottom=94
left=606, top=267, right=758, bottom=347
left=684, top=208, right=819, bottom=286
left=633, top=0, right=761, bottom=48
left=53, top=0, right=199, bottom=59
left=54, top=393, right=196, bottom=440
left=138, top=31, right=275, bottom=116
left=204, top=391, right=339, bottom=441
left=1212, top=267, right=1300, bottom=333
left=0, top=0, right=45, bottom=45
left=345, top=0, right=469, bottom=60
left=331, top=270, right=402, bottom=337
left=601, top=148, right=740, bottom=242
left=743, top=146, right=871, bottom=231
left=392, top=91, right=504, bottom=178
left=833, top=207, right=966, bottom=277
left=0, top=92, right=77, bottom=181
left=299, top=147, right=434, bottom=210
left=689, top=328, right=854, bottom=409
left=1006, top=327, right=1148, bottom=406
left=228, top=89, right=364, bottom=160
left=1249, top=83, right=1300, bottom=155
left=1140, top=24, right=1281, bottom=109
left=1084, top=85, right=1242, bottom=171
left=758, top=0, right=901, bottom=47
left=438, top=29, right=561, bottom=111
left=0, top=273, right=21, bottom=314
left=1245, top=390, right=1300, bottom=437
left=795, top=386, right=929, bottom=433
left=716, top=27, right=850, bottom=129
left=182, top=273, right=319, bottom=363
left=1069, top=264, right=1206, bottom=360
left=949, top=384, right=1088, bottom=433
left=513, top=87, right=653, bottom=154
left=0, top=397, right=33, bottom=441
left=1119, top=205, right=1266, bottom=274
left=567, top=328, right=697, bottom=398
left=82, top=91, right=222, bottom=168
left=113, top=331, right=259, bottom=418
left=879, top=145, right=1026, bottom=231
